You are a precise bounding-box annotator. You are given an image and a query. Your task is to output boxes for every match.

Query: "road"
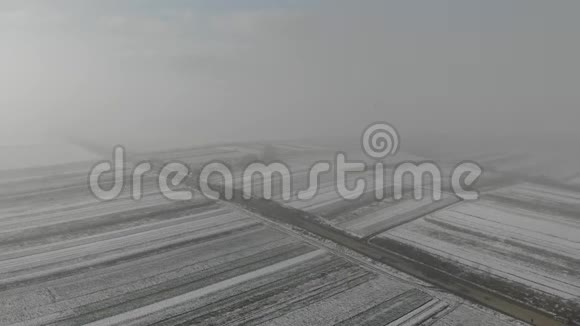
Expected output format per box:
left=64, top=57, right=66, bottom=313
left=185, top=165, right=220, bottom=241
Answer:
left=225, top=189, right=566, bottom=326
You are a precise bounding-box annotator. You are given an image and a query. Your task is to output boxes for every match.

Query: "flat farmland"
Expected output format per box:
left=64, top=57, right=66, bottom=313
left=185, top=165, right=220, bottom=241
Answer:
left=0, top=146, right=531, bottom=325
left=244, top=160, right=461, bottom=239
left=372, top=182, right=580, bottom=319
left=0, top=185, right=456, bottom=326
left=0, top=161, right=101, bottom=198
left=487, top=182, right=580, bottom=213
left=330, top=193, right=458, bottom=238
left=283, top=170, right=382, bottom=216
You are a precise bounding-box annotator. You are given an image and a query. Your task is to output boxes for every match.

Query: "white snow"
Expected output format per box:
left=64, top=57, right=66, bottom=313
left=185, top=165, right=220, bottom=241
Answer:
left=378, top=186, right=580, bottom=299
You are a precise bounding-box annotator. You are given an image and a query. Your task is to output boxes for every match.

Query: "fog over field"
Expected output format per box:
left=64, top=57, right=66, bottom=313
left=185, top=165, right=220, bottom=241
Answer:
left=1, top=1, right=579, bottom=326
left=1, top=0, right=579, bottom=156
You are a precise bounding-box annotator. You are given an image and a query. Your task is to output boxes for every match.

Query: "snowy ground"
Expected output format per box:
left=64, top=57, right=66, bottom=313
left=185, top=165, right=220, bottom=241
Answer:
left=332, top=194, right=456, bottom=238
left=376, top=183, right=580, bottom=301
left=0, top=145, right=527, bottom=325
left=241, top=153, right=460, bottom=239
left=492, top=182, right=580, bottom=207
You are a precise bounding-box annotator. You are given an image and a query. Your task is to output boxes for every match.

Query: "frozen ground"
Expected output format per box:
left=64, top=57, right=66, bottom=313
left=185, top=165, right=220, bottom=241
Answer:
left=493, top=182, right=580, bottom=206
left=376, top=183, right=580, bottom=301
left=0, top=145, right=528, bottom=325
left=331, top=193, right=457, bottom=238
left=237, top=152, right=460, bottom=239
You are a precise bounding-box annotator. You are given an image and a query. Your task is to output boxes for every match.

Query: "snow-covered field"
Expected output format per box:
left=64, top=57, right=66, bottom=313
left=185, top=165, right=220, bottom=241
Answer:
left=283, top=170, right=382, bottom=215
left=240, top=154, right=460, bottom=239
left=0, top=146, right=526, bottom=325
left=332, top=194, right=457, bottom=238
left=0, top=183, right=459, bottom=326
left=432, top=304, right=517, bottom=326
left=376, top=183, right=580, bottom=301
left=491, top=182, right=580, bottom=208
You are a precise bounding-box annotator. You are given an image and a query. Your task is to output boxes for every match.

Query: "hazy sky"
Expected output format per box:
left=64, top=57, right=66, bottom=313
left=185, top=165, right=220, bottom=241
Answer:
left=1, top=0, right=578, bottom=150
